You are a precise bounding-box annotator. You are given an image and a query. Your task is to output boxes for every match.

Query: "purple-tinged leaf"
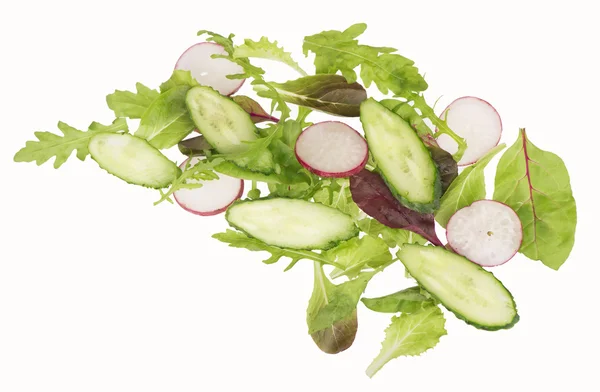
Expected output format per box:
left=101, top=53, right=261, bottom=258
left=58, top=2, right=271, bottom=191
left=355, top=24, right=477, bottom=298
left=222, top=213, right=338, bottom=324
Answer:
left=232, top=95, right=279, bottom=123
left=349, top=169, right=442, bottom=246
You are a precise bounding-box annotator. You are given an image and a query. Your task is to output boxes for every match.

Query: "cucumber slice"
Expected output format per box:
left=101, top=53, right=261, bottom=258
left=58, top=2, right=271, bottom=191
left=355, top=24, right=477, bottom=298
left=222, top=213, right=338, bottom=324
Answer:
left=226, top=198, right=358, bottom=250
left=360, top=98, right=440, bottom=213
left=398, top=244, right=518, bottom=330
left=89, top=133, right=180, bottom=188
left=185, top=86, right=274, bottom=174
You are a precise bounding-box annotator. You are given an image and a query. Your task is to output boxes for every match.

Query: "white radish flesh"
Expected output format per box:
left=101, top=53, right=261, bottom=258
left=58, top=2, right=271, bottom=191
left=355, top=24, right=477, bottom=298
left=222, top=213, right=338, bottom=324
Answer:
left=446, top=200, right=522, bottom=267
left=175, top=43, right=245, bottom=96
left=174, top=157, right=243, bottom=216
left=295, top=121, right=368, bottom=178
left=436, top=96, right=502, bottom=166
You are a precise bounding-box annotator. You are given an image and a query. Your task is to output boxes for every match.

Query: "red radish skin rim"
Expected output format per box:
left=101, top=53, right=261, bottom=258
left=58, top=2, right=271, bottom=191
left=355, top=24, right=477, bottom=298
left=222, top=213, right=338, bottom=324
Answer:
left=173, top=159, right=244, bottom=216
left=295, top=121, right=369, bottom=178
left=174, top=42, right=246, bottom=97
left=436, top=96, right=503, bottom=166
left=445, top=199, right=523, bottom=267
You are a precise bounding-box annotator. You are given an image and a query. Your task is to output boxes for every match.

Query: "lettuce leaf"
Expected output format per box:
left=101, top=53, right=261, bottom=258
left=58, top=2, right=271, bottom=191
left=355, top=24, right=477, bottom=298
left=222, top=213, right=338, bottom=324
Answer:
left=106, top=83, right=159, bottom=119
left=494, top=129, right=577, bottom=270
left=325, top=235, right=392, bottom=279
left=257, top=74, right=367, bottom=117
left=233, top=37, right=307, bottom=76
left=361, top=286, right=434, bottom=314
left=350, top=169, right=442, bottom=245
left=366, top=304, right=447, bottom=377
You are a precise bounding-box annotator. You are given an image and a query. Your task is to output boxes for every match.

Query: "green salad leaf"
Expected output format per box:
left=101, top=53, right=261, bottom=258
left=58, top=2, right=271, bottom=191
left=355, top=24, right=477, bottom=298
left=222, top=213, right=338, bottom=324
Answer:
left=326, top=235, right=392, bottom=279
left=14, top=118, right=128, bottom=168
left=313, top=178, right=361, bottom=219
left=257, top=74, right=367, bottom=117
left=366, top=304, right=447, bottom=378
left=159, top=69, right=200, bottom=92
left=361, top=286, right=434, bottom=313
left=233, top=37, right=307, bottom=76
left=307, top=262, right=376, bottom=335
left=134, top=85, right=196, bottom=149
left=435, top=144, right=506, bottom=227
left=494, top=129, right=577, bottom=270
left=303, top=23, right=427, bottom=98
left=212, top=229, right=344, bottom=270
left=106, top=83, right=159, bottom=119
left=357, top=218, right=427, bottom=248
left=154, top=157, right=223, bottom=205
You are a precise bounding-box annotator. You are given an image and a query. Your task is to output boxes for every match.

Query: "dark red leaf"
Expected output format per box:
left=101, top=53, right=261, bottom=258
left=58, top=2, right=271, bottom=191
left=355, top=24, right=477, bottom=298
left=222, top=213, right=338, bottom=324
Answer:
left=349, top=169, right=443, bottom=246
left=420, top=135, right=458, bottom=194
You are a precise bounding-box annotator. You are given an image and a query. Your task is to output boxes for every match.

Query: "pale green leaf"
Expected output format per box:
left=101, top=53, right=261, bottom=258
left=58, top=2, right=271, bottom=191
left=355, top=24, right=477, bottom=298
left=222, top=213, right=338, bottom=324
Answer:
left=493, top=129, right=577, bottom=270
left=357, top=218, right=426, bottom=248
left=361, top=286, right=434, bottom=313
left=234, top=37, right=307, bottom=76
left=326, top=235, right=392, bottom=279
left=307, top=262, right=376, bottom=334
left=14, top=118, right=128, bottom=168
left=313, top=178, right=361, bottom=220
left=159, top=69, right=199, bottom=93
left=212, top=229, right=343, bottom=270
left=435, top=144, right=506, bottom=227
left=134, top=85, right=195, bottom=149
left=366, top=304, right=447, bottom=378
left=106, top=83, right=159, bottom=119
left=303, top=23, right=427, bottom=98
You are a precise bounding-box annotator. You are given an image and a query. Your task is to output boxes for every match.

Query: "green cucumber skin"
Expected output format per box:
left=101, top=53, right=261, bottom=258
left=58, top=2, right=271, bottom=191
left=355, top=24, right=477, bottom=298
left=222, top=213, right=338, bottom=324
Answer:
left=377, top=165, right=441, bottom=214
left=399, top=245, right=519, bottom=331
left=225, top=197, right=359, bottom=251
left=185, top=86, right=275, bottom=175
left=89, top=133, right=180, bottom=189
left=361, top=99, right=441, bottom=213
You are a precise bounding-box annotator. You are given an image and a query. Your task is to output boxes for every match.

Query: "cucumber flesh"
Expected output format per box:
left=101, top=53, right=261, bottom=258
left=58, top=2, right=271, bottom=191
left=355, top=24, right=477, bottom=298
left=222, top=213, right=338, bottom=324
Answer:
left=185, top=86, right=274, bottom=173
left=226, top=198, right=358, bottom=250
left=89, top=133, right=180, bottom=188
left=360, top=98, right=440, bottom=213
left=398, top=244, right=518, bottom=330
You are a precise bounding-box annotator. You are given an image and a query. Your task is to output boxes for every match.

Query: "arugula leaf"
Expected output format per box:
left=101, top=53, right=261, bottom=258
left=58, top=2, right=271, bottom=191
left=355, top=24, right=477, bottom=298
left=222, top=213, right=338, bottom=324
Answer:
left=257, top=74, right=367, bottom=117
left=233, top=37, right=307, bottom=76
left=199, top=30, right=291, bottom=120
left=435, top=144, right=505, bottom=227
left=350, top=169, right=442, bottom=246
left=154, top=157, right=223, bottom=205
left=106, top=83, right=159, bottom=119
left=307, top=262, right=376, bottom=338
left=134, top=85, right=196, bottom=149
left=366, top=304, right=447, bottom=378
left=231, top=95, right=279, bottom=123
left=361, top=286, right=434, bottom=313
left=494, top=129, right=577, bottom=270
left=303, top=23, right=427, bottom=98
left=212, top=229, right=344, bottom=270
left=14, top=118, right=128, bottom=168
left=326, top=235, right=392, bottom=279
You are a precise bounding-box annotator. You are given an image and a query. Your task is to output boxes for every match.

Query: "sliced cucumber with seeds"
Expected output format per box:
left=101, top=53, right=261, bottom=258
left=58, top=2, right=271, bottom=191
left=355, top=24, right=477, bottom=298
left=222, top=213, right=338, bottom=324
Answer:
left=185, top=86, right=274, bottom=174
left=226, top=198, right=358, bottom=250
left=398, top=244, right=518, bottom=330
left=89, top=133, right=180, bottom=188
left=360, top=98, right=440, bottom=213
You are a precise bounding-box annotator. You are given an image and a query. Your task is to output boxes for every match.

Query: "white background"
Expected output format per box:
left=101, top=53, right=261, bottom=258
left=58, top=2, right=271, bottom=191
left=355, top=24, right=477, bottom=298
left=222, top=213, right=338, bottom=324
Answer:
left=1, top=0, right=599, bottom=391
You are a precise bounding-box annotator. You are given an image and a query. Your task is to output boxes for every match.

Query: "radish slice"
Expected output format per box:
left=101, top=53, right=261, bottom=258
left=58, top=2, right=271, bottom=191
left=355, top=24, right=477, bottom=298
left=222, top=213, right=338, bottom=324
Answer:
left=175, top=43, right=245, bottom=96
left=436, top=96, right=502, bottom=166
left=295, top=121, right=368, bottom=178
left=174, top=157, right=243, bottom=216
left=446, top=200, right=523, bottom=267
